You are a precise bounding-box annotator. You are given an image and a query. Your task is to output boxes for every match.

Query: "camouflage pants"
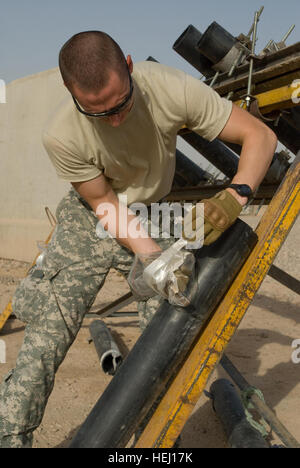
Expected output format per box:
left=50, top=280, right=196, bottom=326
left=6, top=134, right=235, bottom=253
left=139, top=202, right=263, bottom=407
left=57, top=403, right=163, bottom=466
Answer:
left=0, top=189, right=175, bottom=448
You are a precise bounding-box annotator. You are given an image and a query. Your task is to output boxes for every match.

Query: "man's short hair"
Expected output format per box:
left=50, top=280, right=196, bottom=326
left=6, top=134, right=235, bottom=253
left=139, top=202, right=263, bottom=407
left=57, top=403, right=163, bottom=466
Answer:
left=59, top=31, right=127, bottom=92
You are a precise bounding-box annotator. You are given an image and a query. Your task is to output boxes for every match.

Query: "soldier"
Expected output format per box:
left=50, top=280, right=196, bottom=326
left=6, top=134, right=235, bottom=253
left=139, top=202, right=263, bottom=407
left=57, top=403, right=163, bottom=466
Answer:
left=0, top=31, right=277, bottom=448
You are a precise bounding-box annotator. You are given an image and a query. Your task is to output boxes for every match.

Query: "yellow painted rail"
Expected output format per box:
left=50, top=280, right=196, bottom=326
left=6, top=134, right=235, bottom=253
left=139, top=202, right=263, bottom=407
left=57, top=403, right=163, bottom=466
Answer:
left=136, top=152, right=300, bottom=448
left=235, top=84, right=300, bottom=114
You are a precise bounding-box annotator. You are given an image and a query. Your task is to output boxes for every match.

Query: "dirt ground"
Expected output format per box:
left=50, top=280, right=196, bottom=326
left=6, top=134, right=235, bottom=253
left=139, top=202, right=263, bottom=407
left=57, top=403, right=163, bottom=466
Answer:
left=0, top=214, right=299, bottom=448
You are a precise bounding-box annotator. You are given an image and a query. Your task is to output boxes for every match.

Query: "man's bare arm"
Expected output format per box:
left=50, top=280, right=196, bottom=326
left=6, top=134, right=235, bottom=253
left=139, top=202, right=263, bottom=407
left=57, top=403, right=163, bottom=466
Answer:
left=218, top=104, right=278, bottom=205
left=72, top=175, right=162, bottom=255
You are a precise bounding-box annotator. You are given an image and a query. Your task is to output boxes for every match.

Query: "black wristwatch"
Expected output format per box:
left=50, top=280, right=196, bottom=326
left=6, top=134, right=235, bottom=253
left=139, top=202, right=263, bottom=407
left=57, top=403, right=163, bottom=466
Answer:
left=227, top=184, right=253, bottom=199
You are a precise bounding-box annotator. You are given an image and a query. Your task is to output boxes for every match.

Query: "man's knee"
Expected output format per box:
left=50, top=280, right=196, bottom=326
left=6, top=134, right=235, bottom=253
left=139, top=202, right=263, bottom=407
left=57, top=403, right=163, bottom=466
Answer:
left=12, top=273, right=49, bottom=325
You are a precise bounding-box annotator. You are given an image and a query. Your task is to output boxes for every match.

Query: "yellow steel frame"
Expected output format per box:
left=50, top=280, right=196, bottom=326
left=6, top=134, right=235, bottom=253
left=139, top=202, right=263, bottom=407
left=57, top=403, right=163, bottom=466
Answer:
left=136, top=152, right=300, bottom=448
left=0, top=302, right=13, bottom=333
left=235, top=84, right=300, bottom=114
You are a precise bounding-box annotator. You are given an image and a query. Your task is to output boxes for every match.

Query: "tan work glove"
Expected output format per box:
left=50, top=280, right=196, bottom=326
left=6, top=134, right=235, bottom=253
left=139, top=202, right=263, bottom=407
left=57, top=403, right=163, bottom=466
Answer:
left=183, top=190, right=243, bottom=246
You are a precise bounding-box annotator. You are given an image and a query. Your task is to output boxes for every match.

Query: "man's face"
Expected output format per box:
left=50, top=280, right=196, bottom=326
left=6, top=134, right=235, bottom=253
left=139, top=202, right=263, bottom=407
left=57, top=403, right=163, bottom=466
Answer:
left=71, top=56, right=134, bottom=127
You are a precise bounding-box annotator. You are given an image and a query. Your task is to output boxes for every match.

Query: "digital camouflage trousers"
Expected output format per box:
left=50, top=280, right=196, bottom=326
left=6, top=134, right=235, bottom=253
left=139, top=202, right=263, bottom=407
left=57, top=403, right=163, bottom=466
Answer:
left=0, top=188, right=175, bottom=448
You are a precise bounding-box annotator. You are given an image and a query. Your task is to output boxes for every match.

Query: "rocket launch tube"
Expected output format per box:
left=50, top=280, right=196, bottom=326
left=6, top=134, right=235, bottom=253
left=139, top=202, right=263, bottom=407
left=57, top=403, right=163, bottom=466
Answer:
left=70, top=219, right=257, bottom=448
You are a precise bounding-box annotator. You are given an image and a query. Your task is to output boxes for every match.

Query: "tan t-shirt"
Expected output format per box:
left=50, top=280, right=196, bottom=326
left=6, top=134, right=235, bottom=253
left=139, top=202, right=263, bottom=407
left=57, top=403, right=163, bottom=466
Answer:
left=43, top=61, right=232, bottom=205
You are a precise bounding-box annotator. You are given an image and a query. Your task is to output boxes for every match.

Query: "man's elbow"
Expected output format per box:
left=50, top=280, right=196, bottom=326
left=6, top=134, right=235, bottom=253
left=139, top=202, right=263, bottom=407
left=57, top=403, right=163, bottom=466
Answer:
left=264, top=125, right=278, bottom=154
left=249, top=120, right=278, bottom=160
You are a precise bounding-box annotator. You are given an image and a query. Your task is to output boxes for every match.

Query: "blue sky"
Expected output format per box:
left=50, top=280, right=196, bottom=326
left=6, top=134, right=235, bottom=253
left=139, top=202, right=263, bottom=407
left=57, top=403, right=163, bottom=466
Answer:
left=1, top=0, right=299, bottom=84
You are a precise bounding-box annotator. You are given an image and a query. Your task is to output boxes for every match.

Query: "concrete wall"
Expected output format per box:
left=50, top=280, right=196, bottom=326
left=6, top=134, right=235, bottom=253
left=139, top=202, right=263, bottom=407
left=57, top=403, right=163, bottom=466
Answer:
left=0, top=68, right=70, bottom=261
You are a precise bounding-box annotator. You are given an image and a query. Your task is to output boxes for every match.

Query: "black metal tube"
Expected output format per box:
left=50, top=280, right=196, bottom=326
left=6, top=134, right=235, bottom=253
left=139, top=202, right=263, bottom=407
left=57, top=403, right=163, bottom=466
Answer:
left=181, top=132, right=289, bottom=185
left=210, top=379, right=269, bottom=448
left=267, top=117, right=300, bottom=155
left=284, top=107, right=300, bottom=132
left=89, top=320, right=123, bottom=376
left=197, top=22, right=237, bottom=64
left=268, top=265, right=300, bottom=296
left=220, top=354, right=300, bottom=448
left=174, top=148, right=210, bottom=186
left=180, top=131, right=239, bottom=179
left=69, top=220, right=257, bottom=448
left=172, top=25, right=215, bottom=78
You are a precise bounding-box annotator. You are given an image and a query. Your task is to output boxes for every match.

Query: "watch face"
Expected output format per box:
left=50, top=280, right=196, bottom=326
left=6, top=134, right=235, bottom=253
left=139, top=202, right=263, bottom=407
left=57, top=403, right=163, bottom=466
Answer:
left=237, top=185, right=252, bottom=197
left=229, top=184, right=253, bottom=197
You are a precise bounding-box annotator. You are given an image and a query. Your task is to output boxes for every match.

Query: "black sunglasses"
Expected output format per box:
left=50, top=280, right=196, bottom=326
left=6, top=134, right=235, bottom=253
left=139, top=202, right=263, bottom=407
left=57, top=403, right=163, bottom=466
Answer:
left=72, top=68, right=134, bottom=118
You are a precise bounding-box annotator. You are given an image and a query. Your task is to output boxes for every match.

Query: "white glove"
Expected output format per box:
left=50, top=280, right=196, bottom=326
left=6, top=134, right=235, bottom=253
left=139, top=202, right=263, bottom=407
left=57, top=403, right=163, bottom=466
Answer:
left=127, top=252, right=161, bottom=300
left=128, top=247, right=195, bottom=307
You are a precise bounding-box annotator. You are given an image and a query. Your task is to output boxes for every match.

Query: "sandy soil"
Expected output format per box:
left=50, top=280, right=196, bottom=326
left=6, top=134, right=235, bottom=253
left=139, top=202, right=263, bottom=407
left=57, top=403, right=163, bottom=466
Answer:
left=0, top=215, right=299, bottom=448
